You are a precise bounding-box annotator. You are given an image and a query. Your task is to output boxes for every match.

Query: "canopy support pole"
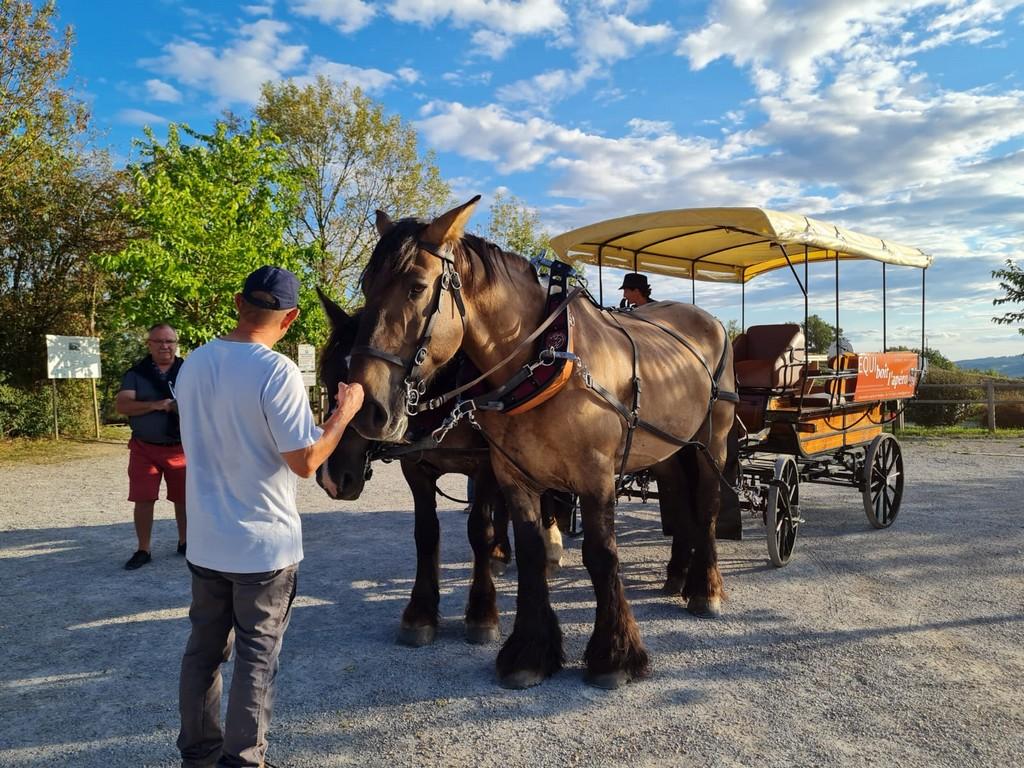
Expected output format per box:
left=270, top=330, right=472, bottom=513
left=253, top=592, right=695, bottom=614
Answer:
left=741, top=278, right=745, bottom=332
left=835, top=252, right=841, bottom=357
left=804, top=246, right=809, bottom=357
left=921, top=267, right=926, bottom=355
left=882, top=263, right=887, bottom=352
left=598, top=246, right=604, bottom=306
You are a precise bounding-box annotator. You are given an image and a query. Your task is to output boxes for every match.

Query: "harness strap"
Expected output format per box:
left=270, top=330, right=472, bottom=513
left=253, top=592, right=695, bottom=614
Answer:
left=417, top=286, right=585, bottom=413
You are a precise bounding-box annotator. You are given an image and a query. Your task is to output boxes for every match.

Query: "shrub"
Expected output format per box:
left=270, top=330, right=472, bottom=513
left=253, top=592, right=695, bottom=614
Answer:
left=982, top=401, right=1024, bottom=429
left=907, top=367, right=983, bottom=426
left=0, top=375, right=97, bottom=438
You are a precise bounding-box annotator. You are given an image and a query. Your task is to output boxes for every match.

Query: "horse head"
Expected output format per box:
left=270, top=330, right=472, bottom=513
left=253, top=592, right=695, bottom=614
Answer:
left=349, top=196, right=482, bottom=441
left=316, top=288, right=375, bottom=500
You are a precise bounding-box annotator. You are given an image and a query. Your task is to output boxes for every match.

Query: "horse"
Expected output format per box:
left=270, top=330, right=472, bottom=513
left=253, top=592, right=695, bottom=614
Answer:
left=348, top=197, right=737, bottom=689
left=315, top=292, right=569, bottom=647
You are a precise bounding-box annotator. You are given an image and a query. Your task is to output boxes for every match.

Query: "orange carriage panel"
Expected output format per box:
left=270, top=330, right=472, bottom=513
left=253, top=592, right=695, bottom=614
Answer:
left=852, top=352, right=919, bottom=402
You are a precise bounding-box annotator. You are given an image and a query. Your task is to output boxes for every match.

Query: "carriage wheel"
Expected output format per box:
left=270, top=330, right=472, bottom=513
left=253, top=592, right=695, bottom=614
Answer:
left=766, top=457, right=800, bottom=567
left=863, top=433, right=904, bottom=529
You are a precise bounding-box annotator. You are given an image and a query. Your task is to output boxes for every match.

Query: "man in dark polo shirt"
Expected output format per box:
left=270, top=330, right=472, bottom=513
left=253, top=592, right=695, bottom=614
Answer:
left=116, top=322, right=187, bottom=570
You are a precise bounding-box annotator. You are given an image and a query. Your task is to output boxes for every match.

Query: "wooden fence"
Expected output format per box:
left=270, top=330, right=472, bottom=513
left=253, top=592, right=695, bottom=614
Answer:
left=913, top=381, right=1024, bottom=432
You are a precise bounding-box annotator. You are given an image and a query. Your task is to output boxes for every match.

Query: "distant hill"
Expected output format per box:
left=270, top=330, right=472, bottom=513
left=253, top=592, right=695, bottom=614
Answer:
left=954, top=355, right=1024, bottom=378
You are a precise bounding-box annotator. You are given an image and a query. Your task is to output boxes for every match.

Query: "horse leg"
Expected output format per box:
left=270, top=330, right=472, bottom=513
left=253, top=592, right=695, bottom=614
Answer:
left=652, top=449, right=698, bottom=597
left=539, top=492, right=565, bottom=571
left=465, top=467, right=500, bottom=644
left=397, top=460, right=442, bottom=646
left=495, top=483, right=564, bottom=689
left=489, top=489, right=512, bottom=577
left=580, top=483, right=650, bottom=689
left=683, top=428, right=729, bottom=619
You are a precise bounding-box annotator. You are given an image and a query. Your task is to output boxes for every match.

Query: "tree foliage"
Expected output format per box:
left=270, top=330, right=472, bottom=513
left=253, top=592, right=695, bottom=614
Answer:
left=0, top=1, right=128, bottom=386
left=992, top=259, right=1024, bottom=334
left=97, top=122, right=311, bottom=350
left=484, top=191, right=551, bottom=257
left=800, top=314, right=847, bottom=355
left=254, top=77, right=450, bottom=306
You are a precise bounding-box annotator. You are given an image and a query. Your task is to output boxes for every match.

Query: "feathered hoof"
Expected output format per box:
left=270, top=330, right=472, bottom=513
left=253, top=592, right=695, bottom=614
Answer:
left=465, top=623, right=500, bottom=645
left=397, top=623, right=437, bottom=647
left=686, top=596, right=722, bottom=619
left=661, top=577, right=685, bottom=596
left=584, top=669, right=630, bottom=690
left=490, top=559, right=509, bottom=578
left=499, top=669, right=546, bottom=689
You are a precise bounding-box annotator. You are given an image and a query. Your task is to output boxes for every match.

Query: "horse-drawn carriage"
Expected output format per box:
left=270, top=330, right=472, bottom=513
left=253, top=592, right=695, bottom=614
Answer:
left=549, top=207, right=932, bottom=566
left=323, top=199, right=932, bottom=688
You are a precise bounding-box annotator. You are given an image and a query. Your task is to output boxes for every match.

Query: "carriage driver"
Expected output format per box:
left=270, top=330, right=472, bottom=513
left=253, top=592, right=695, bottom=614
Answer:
left=619, top=272, right=654, bottom=307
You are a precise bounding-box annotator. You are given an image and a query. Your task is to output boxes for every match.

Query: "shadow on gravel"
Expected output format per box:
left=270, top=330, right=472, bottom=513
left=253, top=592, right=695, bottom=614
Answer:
left=2, top=458, right=1023, bottom=766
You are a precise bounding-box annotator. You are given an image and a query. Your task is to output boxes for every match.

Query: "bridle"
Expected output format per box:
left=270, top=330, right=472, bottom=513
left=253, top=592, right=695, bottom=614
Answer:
left=350, top=240, right=467, bottom=416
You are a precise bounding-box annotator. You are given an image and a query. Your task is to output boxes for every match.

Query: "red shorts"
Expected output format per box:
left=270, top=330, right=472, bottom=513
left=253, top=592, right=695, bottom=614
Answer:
left=127, top=438, right=186, bottom=503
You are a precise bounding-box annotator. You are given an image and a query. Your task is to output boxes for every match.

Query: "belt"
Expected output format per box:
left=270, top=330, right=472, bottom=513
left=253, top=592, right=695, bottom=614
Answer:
left=136, top=438, right=182, bottom=447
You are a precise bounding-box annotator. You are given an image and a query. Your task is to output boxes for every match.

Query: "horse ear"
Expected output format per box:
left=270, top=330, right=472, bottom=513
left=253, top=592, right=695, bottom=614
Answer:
left=375, top=210, right=394, bottom=237
left=316, top=286, right=349, bottom=328
left=422, top=195, right=481, bottom=246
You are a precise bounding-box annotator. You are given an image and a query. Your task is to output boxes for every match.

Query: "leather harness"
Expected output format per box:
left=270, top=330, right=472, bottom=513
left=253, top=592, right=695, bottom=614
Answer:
left=350, top=241, right=739, bottom=489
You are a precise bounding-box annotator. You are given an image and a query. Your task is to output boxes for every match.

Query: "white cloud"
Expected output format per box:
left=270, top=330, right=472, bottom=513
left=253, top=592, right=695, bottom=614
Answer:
left=141, top=20, right=306, bottom=105
left=627, top=118, right=673, bottom=137
left=290, top=0, right=376, bottom=34
left=144, top=78, right=182, bottom=103
left=577, top=12, right=673, bottom=65
left=116, top=108, right=168, bottom=126
left=387, top=0, right=569, bottom=36
left=471, top=29, right=514, bottom=59
left=303, top=57, right=405, bottom=92
left=242, top=3, right=275, bottom=15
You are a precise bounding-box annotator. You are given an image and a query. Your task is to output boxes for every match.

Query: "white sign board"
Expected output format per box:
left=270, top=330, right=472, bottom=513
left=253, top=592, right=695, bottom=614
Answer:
left=46, top=335, right=101, bottom=379
left=297, top=344, right=316, bottom=387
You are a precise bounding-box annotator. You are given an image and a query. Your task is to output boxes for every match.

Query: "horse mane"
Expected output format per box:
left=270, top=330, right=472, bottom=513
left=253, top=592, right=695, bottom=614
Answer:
left=362, top=217, right=538, bottom=296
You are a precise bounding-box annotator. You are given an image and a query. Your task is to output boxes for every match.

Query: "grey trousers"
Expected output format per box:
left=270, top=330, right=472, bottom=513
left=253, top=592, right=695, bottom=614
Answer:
left=178, top=562, right=298, bottom=768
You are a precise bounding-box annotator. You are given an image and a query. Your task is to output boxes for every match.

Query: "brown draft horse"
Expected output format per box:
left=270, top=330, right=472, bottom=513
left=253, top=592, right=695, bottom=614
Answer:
left=315, top=294, right=568, bottom=647
left=349, top=197, right=736, bottom=689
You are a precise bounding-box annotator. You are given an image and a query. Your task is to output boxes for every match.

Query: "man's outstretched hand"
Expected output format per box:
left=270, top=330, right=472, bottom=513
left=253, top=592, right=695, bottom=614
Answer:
left=332, top=381, right=364, bottom=424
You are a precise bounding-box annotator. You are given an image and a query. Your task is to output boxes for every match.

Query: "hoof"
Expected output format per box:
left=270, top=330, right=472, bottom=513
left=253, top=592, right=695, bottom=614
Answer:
left=661, top=577, right=685, bottom=596
left=686, top=596, right=722, bottom=619
left=584, top=670, right=630, bottom=690
left=465, top=623, right=500, bottom=645
left=397, top=624, right=437, bottom=647
left=499, top=669, right=545, bottom=689
left=490, top=559, right=509, bottom=578
left=547, top=558, right=562, bottom=574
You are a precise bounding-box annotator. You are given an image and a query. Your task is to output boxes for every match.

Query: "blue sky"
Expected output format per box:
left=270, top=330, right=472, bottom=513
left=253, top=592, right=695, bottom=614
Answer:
left=59, top=0, right=1024, bottom=360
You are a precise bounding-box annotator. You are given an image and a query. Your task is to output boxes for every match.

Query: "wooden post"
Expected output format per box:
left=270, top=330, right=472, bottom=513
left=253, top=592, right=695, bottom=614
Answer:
left=51, top=379, right=59, bottom=440
left=987, top=381, right=996, bottom=433
left=896, top=409, right=905, bottom=433
left=91, top=379, right=101, bottom=439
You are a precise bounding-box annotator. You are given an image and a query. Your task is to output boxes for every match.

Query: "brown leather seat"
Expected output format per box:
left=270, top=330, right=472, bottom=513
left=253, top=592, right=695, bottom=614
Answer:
left=733, top=324, right=806, bottom=390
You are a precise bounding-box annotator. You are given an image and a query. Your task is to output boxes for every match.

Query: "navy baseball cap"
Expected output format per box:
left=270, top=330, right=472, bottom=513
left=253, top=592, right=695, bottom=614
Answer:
left=242, top=266, right=299, bottom=310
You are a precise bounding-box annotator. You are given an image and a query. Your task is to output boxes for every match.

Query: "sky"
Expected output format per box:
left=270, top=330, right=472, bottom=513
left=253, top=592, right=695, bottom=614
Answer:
left=57, top=0, right=1024, bottom=361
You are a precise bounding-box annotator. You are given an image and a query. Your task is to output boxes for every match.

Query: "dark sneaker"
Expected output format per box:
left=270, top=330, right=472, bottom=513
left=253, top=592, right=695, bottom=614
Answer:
left=176, top=541, right=187, bottom=557
left=124, top=550, right=152, bottom=570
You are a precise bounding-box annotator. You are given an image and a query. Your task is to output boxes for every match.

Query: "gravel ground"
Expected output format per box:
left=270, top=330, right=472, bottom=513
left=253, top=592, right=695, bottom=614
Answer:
left=1, top=437, right=1023, bottom=768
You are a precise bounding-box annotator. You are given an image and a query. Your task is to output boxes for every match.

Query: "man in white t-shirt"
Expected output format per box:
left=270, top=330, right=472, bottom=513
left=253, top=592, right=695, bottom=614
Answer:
left=175, top=265, right=363, bottom=768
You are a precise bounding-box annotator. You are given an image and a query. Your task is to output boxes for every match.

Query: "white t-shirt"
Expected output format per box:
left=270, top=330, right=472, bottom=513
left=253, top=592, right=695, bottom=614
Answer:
left=176, top=338, right=322, bottom=572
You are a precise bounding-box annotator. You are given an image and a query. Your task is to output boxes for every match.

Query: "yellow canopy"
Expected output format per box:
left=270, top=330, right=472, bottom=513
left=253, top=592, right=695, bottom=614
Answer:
left=548, top=207, right=932, bottom=283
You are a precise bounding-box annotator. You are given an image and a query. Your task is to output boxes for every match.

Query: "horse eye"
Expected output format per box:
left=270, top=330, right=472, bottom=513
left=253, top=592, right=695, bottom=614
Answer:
left=409, top=284, right=428, bottom=299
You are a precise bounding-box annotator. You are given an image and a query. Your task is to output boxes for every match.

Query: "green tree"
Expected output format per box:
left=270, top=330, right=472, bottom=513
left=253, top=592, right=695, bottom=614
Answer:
left=98, top=121, right=312, bottom=350
left=484, top=191, right=551, bottom=257
left=724, top=319, right=742, bottom=343
left=254, top=77, right=450, bottom=306
left=992, top=259, right=1024, bottom=334
left=800, top=313, right=851, bottom=355
left=889, top=345, right=956, bottom=371
left=0, top=1, right=128, bottom=387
